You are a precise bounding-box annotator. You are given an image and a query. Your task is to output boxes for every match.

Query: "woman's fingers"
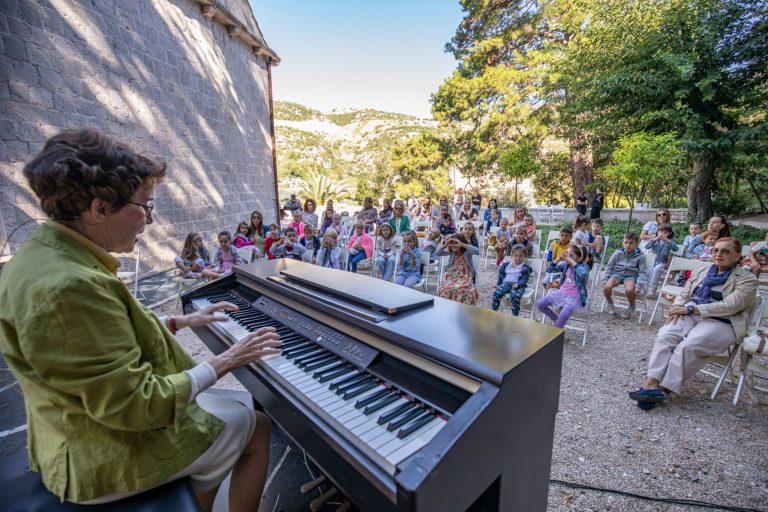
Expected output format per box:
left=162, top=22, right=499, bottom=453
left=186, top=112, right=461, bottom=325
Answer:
left=204, top=301, right=239, bottom=314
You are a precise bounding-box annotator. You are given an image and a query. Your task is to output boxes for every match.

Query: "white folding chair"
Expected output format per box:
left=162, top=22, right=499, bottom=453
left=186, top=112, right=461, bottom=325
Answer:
left=647, top=257, right=711, bottom=325
left=501, top=258, right=545, bottom=320
left=301, top=249, right=314, bottom=263
left=551, top=205, right=565, bottom=225
left=733, top=293, right=768, bottom=404
left=412, top=220, right=433, bottom=233
left=600, top=252, right=655, bottom=322
left=414, top=251, right=436, bottom=292
left=482, top=226, right=500, bottom=270
left=531, top=229, right=543, bottom=257
left=115, top=245, right=145, bottom=301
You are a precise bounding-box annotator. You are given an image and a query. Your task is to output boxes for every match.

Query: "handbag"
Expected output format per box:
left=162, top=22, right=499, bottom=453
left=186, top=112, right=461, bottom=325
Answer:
left=743, top=329, right=767, bottom=354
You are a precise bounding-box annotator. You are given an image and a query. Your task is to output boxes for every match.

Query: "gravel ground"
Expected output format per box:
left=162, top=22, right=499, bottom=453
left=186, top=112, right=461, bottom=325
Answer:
left=161, top=260, right=768, bottom=512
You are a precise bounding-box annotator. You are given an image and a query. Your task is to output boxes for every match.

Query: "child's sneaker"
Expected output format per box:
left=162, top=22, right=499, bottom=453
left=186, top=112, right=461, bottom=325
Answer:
left=606, top=301, right=618, bottom=316
left=621, top=306, right=635, bottom=319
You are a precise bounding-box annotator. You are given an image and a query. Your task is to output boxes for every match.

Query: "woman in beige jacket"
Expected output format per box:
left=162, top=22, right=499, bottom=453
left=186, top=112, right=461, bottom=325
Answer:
left=629, top=237, right=758, bottom=409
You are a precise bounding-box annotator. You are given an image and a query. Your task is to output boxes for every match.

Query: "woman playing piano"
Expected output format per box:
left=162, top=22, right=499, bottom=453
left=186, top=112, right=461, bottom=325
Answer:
left=0, top=129, right=282, bottom=511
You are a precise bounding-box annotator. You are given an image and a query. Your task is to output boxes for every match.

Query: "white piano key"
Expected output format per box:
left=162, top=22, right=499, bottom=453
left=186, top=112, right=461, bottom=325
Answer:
left=383, top=421, right=446, bottom=465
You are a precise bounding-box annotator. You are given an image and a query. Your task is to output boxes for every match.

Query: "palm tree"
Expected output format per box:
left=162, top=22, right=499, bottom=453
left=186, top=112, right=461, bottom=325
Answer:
left=297, top=169, right=354, bottom=204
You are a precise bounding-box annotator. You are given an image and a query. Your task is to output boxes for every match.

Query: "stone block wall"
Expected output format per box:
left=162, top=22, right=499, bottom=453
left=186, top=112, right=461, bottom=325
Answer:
left=0, top=0, right=278, bottom=272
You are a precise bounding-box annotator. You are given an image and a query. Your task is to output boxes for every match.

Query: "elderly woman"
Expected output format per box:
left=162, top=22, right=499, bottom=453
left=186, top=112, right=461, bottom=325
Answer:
left=629, top=237, right=758, bottom=409
left=0, top=129, right=281, bottom=510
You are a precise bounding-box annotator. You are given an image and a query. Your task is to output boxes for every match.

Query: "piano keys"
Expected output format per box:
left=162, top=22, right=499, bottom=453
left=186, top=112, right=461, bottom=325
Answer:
left=183, top=259, right=564, bottom=511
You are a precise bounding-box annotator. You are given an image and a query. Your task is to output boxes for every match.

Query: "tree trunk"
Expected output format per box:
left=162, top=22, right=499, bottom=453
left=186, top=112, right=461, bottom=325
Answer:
left=568, top=131, right=593, bottom=207
left=687, top=155, right=715, bottom=223
left=747, top=176, right=768, bottom=213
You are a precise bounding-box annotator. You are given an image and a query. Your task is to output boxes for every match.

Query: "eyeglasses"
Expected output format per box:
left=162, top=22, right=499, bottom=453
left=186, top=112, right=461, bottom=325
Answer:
left=657, top=213, right=669, bottom=217
left=128, top=200, right=154, bottom=216
left=711, top=248, right=733, bottom=255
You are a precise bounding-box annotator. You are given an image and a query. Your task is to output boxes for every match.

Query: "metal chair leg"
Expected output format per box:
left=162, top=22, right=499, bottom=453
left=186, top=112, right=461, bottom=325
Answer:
left=710, top=348, right=739, bottom=400
left=733, top=373, right=746, bottom=405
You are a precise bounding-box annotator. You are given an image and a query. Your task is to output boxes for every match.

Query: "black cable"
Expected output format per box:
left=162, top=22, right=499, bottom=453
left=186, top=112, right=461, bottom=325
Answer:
left=550, top=479, right=762, bottom=512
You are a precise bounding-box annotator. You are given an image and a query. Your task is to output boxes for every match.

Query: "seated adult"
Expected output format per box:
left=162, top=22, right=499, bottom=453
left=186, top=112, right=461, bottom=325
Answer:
left=458, top=198, right=478, bottom=221
left=685, top=214, right=731, bottom=257
left=283, top=193, right=302, bottom=212
left=388, top=199, right=410, bottom=234
left=628, top=237, right=758, bottom=409
left=358, top=196, right=378, bottom=232
left=0, top=129, right=281, bottom=511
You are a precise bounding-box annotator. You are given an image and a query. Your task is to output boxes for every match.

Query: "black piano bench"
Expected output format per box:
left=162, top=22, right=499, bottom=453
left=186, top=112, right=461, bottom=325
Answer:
left=0, top=452, right=201, bottom=512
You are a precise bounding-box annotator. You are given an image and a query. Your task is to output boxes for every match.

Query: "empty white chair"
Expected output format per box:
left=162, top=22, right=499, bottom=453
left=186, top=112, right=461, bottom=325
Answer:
left=733, top=293, right=768, bottom=404
left=115, top=245, right=144, bottom=300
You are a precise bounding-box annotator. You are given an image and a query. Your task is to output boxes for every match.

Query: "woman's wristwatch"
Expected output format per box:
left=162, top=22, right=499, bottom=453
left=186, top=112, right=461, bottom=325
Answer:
left=686, top=305, right=695, bottom=316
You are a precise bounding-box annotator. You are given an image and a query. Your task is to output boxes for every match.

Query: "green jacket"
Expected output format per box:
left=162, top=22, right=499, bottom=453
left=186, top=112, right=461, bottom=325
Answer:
left=388, top=215, right=410, bottom=234
left=0, top=222, right=223, bottom=502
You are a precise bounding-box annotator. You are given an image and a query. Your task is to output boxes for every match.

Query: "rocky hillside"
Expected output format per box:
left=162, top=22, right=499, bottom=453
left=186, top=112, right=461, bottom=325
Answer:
left=274, top=101, right=437, bottom=187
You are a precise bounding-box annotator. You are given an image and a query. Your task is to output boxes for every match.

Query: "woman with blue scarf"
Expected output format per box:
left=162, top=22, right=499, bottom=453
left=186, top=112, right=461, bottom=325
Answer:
left=629, top=238, right=758, bottom=410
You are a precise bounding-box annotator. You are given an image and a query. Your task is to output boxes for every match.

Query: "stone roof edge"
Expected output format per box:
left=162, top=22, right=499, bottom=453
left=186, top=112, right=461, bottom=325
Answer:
left=193, top=0, right=281, bottom=64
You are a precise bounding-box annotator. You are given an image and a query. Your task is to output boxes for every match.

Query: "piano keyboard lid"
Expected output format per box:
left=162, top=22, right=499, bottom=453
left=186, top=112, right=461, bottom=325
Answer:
left=276, top=266, right=434, bottom=315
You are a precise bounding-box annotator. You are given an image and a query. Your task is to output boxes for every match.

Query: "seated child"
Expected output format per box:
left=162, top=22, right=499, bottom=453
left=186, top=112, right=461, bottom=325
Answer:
left=299, top=224, right=320, bottom=253
left=681, top=222, right=701, bottom=257
left=375, top=224, right=401, bottom=280
left=586, top=218, right=605, bottom=263
left=485, top=208, right=501, bottom=233
left=174, top=232, right=220, bottom=279
left=743, top=231, right=768, bottom=277
left=572, top=215, right=590, bottom=247
left=435, top=234, right=480, bottom=305
left=646, top=223, right=678, bottom=296
left=422, top=228, right=442, bottom=255
left=492, top=244, right=532, bottom=314
left=269, top=227, right=306, bottom=260
left=524, top=214, right=537, bottom=243
left=511, top=225, right=533, bottom=258
left=395, top=231, right=422, bottom=288
left=537, top=244, right=590, bottom=328
left=439, top=214, right=457, bottom=236
left=542, top=225, right=573, bottom=288
left=347, top=221, right=374, bottom=272
left=212, top=230, right=244, bottom=275
left=602, top=232, right=649, bottom=319
left=288, top=210, right=305, bottom=238
left=460, top=221, right=480, bottom=248
left=263, top=223, right=281, bottom=260
left=494, top=218, right=513, bottom=265
left=316, top=228, right=342, bottom=269
left=691, top=230, right=717, bottom=261
left=233, top=220, right=261, bottom=261
left=329, top=213, right=346, bottom=242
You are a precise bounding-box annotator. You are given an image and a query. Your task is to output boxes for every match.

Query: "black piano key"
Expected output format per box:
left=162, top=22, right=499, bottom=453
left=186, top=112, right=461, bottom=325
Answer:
left=298, top=353, right=335, bottom=369
left=280, top=339, right=307, bottom=350
left=329, top=372, right=366, bottom=391
left=343, top=381, right=378, bottom=400
left=303, top=356, right=340, bottom=372
left=284, top=346, right=318, bottom=360
left=334, top=375, right=372, bottom=395
left=386, top=407, right=424, bottom=432
left=318, top=367, right=354, bottom=383
left=397, top=412, right=437, bottom=439
left=280, top=341, right=310, bottom=353
left=294, top=351, right=329, bottom=367
left=363, top=393, right=400, bottom=415
left=355, top=389, right=391, bottom=409
left=377, top=401, right=416, bottom=425
left=313, top=362, right=346, bottom=378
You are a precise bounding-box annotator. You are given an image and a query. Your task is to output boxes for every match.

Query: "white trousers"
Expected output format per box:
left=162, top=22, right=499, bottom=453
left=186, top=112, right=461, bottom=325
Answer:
left=647, top=315, right=736, bottom=394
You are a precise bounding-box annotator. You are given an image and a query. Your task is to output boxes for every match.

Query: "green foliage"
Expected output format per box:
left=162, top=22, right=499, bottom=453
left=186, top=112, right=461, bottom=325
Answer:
left=605, top=132, right=685, bottom=229
left=498, top=140, right=540, bottom=204
left=296, top=169, right=354, bottom=204
left=274, top=101, right=322, bottom=121
left=532, top=152, right=572, bottom=206
left=390, top=132, right=453, bottom=201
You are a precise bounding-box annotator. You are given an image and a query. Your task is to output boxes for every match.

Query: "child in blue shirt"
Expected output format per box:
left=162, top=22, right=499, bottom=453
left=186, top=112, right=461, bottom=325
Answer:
left=646, top=224, right=678, bottom=296
left=395, top=231, right=422, bottom=288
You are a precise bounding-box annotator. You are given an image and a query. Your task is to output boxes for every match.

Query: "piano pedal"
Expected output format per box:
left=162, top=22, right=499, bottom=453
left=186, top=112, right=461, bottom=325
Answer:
left=334, top=501, right=352, bottom=512
left=309, top=487, right=337, bottom=512
left=300, top=474, right=325, bottom=494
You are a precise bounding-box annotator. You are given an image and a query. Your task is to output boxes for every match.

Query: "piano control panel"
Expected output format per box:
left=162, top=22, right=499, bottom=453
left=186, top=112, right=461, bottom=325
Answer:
left=253, top=295, right=379, bottom=369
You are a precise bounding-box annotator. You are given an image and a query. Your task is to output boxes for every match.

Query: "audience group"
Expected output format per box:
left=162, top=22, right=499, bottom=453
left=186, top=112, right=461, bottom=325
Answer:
left=176, top=197, right=766, bottom=409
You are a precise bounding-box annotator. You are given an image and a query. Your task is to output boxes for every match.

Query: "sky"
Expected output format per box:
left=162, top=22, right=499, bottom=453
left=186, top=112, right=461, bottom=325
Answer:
left=249, top=1, right=465, bottom=119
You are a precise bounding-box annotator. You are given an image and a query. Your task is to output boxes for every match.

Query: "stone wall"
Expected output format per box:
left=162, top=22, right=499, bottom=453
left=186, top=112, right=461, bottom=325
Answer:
left=0, top=0, right=278, bottom=272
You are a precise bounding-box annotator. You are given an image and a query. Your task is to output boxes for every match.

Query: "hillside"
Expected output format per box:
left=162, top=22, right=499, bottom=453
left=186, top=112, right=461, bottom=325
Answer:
left=273, top=101, right=437, bottom=193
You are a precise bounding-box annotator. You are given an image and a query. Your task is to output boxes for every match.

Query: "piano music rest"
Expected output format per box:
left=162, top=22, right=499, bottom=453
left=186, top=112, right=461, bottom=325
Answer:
left=183, top=259, right=564, bottom=511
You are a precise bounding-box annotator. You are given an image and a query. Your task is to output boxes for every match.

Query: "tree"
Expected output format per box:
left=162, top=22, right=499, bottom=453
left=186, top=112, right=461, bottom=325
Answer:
left=563, top=0, right=768, bottom=222
left=605, top=132, right=685, bottom=231
left=390, top=133, right=453, bottom=201
left=432, top=0, right=593, bottom=198
left=297, top=169, right=354, bottom=205
left=498, top=140, right=541, bottom=205
left=532, top=152, right=571, bottom=206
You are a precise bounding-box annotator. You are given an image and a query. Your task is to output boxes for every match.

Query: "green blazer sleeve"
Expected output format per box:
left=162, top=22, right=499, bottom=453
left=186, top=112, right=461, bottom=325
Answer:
left=18, top=278, right=192, bottom=432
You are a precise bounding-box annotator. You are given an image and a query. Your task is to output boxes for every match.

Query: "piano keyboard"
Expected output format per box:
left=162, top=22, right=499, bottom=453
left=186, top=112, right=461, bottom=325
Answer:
left=192, top=293, right=447, bottom=474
